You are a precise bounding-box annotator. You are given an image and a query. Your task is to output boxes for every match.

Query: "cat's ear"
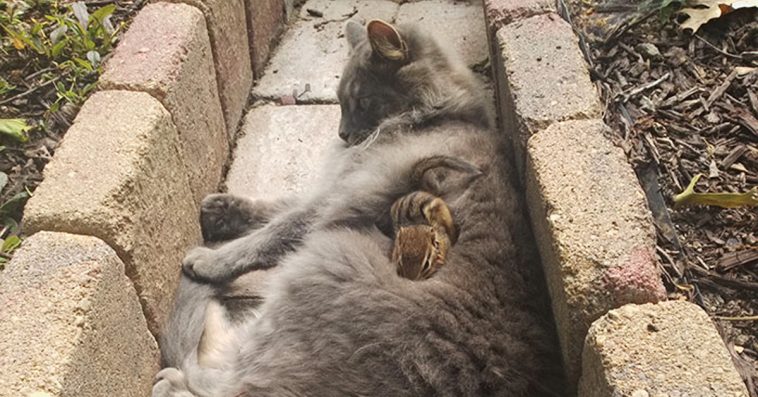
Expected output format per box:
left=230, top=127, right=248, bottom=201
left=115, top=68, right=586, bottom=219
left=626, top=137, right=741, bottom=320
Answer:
left=367, top=19, right=408, bottom=62
left=345, top=19, right=367, bottom=49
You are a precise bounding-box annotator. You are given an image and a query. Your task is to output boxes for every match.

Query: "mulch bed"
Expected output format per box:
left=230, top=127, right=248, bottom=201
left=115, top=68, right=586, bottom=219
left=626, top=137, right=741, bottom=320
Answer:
left=0, top=0, right=145, bottom=266
left=563, top=1, right=757, bottom=394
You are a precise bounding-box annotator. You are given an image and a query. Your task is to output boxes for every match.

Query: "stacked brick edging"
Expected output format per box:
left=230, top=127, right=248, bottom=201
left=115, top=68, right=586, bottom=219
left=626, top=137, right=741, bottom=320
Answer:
left=484, top=0, right=746, bottom=394
left=580, top=301, right=749, bottom=396
left=1, top=1, right=286, bottom=395
left=0, top=232, right=159, bottom=397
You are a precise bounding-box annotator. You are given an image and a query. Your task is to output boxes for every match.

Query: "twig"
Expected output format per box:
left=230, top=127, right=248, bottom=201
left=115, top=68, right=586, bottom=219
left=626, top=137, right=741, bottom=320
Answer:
left=24, top=67, right=57, bottom=82
left=617, top=73, right=671, bottom=103
left=657, top=245, right=683, bottom=278
left=689, top=265, right=758, bottom=292
left=695, top=35, right=742, bottom=60
left=718, top=249, right=758, bottom=272
left=0, top=76, right=61, bottom=106
left=714, top=315, right=758, bottom=321
left=605, top=8, right=660, bottom=46
left=659, top=87, right=702, bottom=109
left=84, top=0, right=120, bottom=6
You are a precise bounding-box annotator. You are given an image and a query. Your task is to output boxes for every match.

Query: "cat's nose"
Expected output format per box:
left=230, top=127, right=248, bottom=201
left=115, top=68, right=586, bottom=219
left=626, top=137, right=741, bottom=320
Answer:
left=338, top=120, right=350, bottom=141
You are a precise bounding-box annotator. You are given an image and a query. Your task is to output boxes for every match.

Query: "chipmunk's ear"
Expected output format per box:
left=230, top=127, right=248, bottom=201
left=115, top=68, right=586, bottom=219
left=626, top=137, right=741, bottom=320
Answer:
left=367, top=19, right=408, bottom=62
left=345, top=19, right=367, bottom=49
left=423, top=196, right=458, bottom=244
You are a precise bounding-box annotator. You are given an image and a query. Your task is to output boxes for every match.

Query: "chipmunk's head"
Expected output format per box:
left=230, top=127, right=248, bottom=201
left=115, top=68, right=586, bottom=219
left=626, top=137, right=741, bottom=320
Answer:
left=392, top=225, right=450, bottom=280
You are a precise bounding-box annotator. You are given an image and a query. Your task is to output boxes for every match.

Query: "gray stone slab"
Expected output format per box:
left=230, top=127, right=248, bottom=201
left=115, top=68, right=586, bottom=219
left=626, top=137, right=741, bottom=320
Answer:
left=226, top=104, right=342, bottom=200
left=252, top=0, right=399, bottom=102
left=397, top=0, right=488, bottom=67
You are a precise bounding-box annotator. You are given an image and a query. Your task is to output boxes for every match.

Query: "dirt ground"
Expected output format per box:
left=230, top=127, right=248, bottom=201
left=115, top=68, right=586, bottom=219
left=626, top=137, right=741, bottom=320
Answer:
left=0, top=0, right=145, bottom=265
left=563, top=1, right=757, bottom=394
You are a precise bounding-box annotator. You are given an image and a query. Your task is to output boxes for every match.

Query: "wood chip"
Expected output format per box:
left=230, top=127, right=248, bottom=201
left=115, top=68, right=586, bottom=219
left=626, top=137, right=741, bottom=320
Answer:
left=721, top=145, right=748, bottom=168
left=705, top=69, right=738, bottom=109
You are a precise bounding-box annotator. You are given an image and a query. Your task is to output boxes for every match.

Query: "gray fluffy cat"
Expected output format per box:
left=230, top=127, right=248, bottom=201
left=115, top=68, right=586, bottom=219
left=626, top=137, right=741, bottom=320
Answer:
left=153, top=19, right=564, bottom=397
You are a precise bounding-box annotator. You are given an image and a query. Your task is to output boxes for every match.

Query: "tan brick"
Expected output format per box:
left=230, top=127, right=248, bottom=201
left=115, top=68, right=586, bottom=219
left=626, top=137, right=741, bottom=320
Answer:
left=495, top=13, right=602, bottom=175
left=164, top=0, right=253, bottom=137
left=100, top=2, right=227, bottom=203
left=483, top=0, right=554, bottom=99
left=524, top=119, right=665, bottom=389
left=0, top=231, right=159, bottom=397
left=484, top=0, right=555, bottom=32
left=246, top=0, right=285, bottom=76
left=24, top=91, right=200, bottom=336
left=580, top=301, right=749, bottom=397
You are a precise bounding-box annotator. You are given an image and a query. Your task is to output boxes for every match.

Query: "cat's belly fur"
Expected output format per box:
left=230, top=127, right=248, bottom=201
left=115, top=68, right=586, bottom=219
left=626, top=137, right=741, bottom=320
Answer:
left=228, top=124, right=561, bottom=396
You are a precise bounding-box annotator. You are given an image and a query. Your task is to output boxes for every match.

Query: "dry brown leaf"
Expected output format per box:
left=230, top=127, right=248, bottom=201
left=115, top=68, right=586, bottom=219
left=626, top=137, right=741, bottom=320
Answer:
left=679, top=0, right=758, bottom=32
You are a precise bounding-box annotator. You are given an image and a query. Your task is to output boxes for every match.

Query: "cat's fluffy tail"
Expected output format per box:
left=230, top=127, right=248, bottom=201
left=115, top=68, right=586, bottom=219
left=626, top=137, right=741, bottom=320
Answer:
left=161, top=275, right=216, bottom=368
left=159, top=275, right=248, bottom=396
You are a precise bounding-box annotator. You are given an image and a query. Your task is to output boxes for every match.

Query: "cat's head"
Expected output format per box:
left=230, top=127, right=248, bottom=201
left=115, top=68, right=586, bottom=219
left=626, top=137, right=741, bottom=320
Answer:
left=337, top=19, right=488, bottom=146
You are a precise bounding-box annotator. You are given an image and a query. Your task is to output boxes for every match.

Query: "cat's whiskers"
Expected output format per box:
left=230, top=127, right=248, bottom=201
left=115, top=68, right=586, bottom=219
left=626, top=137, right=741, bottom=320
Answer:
left=357, top=126, right=382, bottom=150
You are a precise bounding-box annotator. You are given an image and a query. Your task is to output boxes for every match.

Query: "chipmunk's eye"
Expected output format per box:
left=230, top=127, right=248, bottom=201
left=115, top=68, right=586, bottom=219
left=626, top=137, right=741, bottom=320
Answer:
left=422, top=256, right=432, bottom=271
left=432, top=238, right=440, bottom=249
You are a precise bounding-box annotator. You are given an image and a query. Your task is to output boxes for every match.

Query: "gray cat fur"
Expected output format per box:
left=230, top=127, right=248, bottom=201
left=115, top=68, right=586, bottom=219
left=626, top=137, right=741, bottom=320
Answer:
left=154, top=20, right=564, bottom=397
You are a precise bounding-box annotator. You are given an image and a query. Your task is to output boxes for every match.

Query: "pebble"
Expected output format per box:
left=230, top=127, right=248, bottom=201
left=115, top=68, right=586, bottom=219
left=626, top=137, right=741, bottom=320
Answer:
left=636, top=43, right=662, bottom=61
left=632, top=389, right=650, bottom=397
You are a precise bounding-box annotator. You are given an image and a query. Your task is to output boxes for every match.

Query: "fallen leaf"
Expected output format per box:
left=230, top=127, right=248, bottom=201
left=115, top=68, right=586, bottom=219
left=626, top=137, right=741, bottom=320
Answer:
left=679, top=0, right=758, bottom=32
left=0, top=119, right=31, bottom=142
left=674, top=174, right=758, bottom=208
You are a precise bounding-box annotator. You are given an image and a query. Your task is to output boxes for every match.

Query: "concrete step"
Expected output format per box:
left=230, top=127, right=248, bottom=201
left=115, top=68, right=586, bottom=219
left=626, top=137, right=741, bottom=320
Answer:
left=226, top=104, right=340, bottom=200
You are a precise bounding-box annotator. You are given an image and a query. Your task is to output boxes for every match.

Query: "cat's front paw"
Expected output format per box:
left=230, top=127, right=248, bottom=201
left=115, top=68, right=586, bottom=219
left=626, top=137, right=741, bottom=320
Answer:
left=182, top=246, right=232, bottom=284
left=152, top=368, right=195, bottom=397
left=200, top=193, right=258, bottom=243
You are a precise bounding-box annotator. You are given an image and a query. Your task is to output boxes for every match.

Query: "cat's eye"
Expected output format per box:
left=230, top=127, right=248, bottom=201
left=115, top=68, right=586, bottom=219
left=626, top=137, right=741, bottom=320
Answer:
left=358, top=97, right=372, bottom=111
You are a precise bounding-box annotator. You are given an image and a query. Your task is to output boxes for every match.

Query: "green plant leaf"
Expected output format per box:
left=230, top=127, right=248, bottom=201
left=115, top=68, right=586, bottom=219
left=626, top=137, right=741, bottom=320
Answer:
left=50, top=23, right=67, bottom=44
left=90, top=4, right=115, bottom=24
left=71, top=1, right=89, bottom=27
left=0, top=118, right=31, bottom=142
left=0, top=76, right=15, bottom=96
left=30, top=20, right=43, bottom=35
left=0, top=191, right=29, bottom=216
left=2, top=216, right=19, bottom=235
left=674, top=174, right=758, bottom=208
left=51, top=38, right=66, bottom=57
left=1, top=235, right=21, bottom=253
left=0, top=172, right=7, bottom=192
left=86, top=49, right=99, bottom=65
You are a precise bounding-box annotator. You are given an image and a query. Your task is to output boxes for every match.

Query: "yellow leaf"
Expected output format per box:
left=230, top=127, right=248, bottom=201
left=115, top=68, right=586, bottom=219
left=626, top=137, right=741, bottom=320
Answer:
left=673, top=174, right=758, bottom=209
left=11, top=36, right=25, bottom=50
